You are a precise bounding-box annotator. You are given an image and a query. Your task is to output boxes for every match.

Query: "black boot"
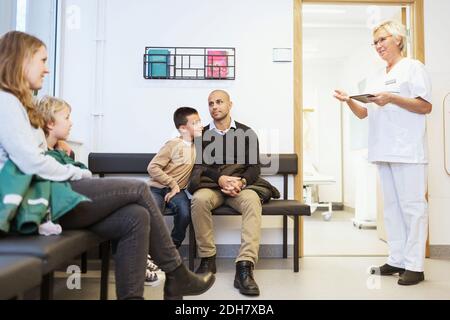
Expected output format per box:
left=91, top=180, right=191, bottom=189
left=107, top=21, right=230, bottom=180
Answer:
left=164, top=263, right=215, bottom=300
left=370, top=263, right=405, bottom=276
left=195, top=255, right=217, bottom=274
left=398, top=270, right=425, bottom=286
left=234, top=261, right=260, bottom=296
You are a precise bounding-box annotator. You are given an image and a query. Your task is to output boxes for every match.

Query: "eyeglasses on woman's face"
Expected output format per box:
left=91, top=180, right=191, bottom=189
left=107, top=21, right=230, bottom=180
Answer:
left=372, top=35, right=393, bottom=47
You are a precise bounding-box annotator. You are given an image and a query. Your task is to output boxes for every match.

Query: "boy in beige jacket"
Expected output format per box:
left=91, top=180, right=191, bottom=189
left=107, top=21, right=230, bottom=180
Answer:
left=147, top=107, right=202, bottom=248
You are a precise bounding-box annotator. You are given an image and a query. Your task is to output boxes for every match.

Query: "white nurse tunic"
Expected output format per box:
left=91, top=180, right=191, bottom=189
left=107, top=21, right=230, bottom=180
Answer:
left=365, top=57, right=432, bottom=164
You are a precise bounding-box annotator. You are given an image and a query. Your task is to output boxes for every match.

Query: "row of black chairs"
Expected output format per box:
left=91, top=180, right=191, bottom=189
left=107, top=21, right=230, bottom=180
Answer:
left=88, top=153, right=311, bottom=273
left=0, top=230, right=110, bottom=300
left=0, top=152, right=310, bottom=300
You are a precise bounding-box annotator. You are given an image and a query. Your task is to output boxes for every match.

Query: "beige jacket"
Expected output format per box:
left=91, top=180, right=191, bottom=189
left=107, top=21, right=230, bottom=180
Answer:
left=147, top=137, right=196, bottom=189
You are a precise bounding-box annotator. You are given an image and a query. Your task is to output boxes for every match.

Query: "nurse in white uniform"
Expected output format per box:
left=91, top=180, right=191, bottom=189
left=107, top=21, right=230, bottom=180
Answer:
left=333, top=20, right=432, bottom=286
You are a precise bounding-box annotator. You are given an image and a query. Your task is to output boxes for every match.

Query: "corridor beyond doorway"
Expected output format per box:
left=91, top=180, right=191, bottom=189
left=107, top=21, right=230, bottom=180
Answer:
left=304, top=210, right=388, bottom=256
left=301, top=3, right=410, bottom=256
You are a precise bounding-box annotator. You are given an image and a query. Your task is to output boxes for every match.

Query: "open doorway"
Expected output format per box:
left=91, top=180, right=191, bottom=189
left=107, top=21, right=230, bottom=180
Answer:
left=300, top=3, right=413, bottom=256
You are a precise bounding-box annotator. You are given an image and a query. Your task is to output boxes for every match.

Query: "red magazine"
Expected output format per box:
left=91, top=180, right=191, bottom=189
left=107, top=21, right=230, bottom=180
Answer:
left=207, top=50, right=229, bottom=78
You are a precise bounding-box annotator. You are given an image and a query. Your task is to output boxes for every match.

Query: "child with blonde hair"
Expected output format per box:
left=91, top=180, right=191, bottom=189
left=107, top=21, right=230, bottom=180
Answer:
left=35, top=96, right=85, bottom=168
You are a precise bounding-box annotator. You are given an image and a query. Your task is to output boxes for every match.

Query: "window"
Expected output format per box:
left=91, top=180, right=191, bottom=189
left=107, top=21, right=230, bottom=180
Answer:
left=16, top=0, right=27, bottom=32
left=0, top=0, right=59, bottom=97
left=23, top=0, right=59, bottom=97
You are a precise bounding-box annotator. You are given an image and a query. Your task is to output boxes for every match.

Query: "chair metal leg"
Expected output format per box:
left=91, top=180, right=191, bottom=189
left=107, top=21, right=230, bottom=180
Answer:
left=283, top=216, right=288, bottom=258
left=81, top=252, right=88, bottom=274
left=40, top=272, right=54, bottom=300
left=293, top=215, right=299, bottom=272
left=189, top=224, right=196, bottom=271
left=100, top=241, right=111, bottom=300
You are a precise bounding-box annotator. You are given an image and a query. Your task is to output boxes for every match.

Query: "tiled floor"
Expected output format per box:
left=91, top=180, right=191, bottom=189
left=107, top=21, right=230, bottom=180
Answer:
left=54, top=257, right=450, bottom=300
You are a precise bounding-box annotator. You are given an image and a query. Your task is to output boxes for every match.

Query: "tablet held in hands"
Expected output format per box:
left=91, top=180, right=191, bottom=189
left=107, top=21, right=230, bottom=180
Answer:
left=349, top=93, right=375, bottom=103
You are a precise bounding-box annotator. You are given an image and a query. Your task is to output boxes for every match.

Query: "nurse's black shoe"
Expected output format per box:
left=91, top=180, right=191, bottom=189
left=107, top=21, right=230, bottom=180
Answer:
left=398, top=270, right=425, bottom=286
left=370, top=264, right=405, bottom=276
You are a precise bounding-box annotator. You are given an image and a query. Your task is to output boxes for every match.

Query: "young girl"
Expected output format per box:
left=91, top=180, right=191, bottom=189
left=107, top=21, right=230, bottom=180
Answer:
left=0, top=31, right=214, bottom=299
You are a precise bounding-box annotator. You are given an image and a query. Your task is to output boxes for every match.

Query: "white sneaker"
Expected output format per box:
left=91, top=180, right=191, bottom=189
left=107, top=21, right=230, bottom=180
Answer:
left=147, top=255, right=160, bottom=272
left=144, top=268, right=161, bottom=287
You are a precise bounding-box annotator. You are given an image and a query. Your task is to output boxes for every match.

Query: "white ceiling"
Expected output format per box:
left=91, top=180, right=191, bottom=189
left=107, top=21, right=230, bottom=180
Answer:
left=302, top=4, right=405, bottom=61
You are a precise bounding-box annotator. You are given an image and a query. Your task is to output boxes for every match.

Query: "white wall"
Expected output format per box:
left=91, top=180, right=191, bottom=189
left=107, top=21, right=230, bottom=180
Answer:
left=424, top=0, right=450, bottom=245
left=60, top=0, right=295, bottom=245
left=61, top=0, right=293, bottom=154
left=303, top=59, right=342, bottom=203
left=59, top=0, right=98, bottom=162
left=58, top=0, right=450, bottom=247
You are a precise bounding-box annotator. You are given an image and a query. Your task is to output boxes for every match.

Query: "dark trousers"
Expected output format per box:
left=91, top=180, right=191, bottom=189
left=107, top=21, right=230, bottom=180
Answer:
left=61, top=178, right=182, bottom=300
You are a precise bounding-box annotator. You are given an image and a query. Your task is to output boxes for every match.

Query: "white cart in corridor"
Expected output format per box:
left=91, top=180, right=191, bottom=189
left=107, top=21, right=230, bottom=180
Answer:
left=303, top=173, right=336, bottom=221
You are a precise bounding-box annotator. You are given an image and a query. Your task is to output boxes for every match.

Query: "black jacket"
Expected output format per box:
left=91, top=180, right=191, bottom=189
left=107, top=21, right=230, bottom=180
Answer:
left=195, top=121, right=261, bottom=185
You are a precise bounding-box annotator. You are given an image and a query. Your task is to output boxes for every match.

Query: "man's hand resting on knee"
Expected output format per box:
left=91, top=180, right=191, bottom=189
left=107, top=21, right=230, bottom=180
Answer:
left=219, top=176, right=244, bottom=197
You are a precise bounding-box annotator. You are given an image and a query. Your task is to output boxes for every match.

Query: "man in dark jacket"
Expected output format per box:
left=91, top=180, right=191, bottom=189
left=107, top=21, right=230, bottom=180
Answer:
left=191, top=90, right=262, bottom=296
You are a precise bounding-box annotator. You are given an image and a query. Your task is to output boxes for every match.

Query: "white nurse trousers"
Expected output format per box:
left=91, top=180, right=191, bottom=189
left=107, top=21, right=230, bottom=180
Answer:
left=377, top=162, right=428, bottom=272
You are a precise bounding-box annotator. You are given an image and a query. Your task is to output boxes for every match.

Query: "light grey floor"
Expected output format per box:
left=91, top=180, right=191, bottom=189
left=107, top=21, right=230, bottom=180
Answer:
left=52, top=209, right=443, bottom=300
left=304, top=210, right=388, bottom=256
left=54, top=257, right=450, bottom=300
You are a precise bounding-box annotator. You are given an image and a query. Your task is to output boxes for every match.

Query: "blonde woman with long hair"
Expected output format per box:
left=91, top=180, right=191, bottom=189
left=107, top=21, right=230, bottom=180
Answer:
left=0, top=31, right=214, bottom=299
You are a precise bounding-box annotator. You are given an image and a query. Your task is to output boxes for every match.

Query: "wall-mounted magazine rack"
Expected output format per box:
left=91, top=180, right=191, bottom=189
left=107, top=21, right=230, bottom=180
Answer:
left=143, top=47, right=235, bottom=80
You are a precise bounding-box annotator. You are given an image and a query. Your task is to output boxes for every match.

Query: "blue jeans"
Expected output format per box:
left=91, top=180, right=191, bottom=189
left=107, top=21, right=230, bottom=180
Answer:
left=151, top=187, right=191, bottom=248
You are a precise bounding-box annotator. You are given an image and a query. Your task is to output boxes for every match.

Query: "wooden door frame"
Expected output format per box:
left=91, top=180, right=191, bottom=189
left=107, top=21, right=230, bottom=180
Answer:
left=293, top=0, right=426, bottom=257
